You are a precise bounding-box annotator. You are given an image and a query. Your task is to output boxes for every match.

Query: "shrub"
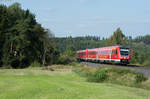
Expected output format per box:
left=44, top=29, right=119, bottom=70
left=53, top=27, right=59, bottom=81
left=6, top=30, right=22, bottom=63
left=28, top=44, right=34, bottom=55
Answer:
left=88, top=68, right=108, bottom=82
left=143, top=60, right=150, bottom=66
left=58, top=54, right=71, bottom=65
left=30, top=61, right=42, bottom=67
left=135, top=73, right=147, bottom=83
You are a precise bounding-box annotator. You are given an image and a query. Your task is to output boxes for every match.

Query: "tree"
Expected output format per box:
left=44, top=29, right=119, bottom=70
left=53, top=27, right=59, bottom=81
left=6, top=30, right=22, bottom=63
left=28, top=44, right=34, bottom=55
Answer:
left=0, top=3, right=58, bottom=68
left=0, top=5, right=8, bottom=66
left=106, top=28, right=127, bottom=46
left=64, top=45, right=75, bottom=57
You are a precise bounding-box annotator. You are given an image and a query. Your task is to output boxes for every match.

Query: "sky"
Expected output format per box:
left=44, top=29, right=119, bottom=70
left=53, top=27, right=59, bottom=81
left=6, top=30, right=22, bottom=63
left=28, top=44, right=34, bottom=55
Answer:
left=1, top=0, right=150, bottom=38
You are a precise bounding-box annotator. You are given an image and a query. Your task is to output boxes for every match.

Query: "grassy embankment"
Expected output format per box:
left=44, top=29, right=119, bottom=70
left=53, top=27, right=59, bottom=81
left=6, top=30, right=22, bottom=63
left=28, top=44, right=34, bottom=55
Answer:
left=0, top=65, right=150, bottom=99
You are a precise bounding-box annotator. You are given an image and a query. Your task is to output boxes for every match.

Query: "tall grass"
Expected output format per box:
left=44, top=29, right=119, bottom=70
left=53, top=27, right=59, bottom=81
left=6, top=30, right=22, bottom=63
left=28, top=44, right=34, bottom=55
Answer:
left=74, top=66, right=149, bottom=90
left=30, top=61, right=42, bottom=67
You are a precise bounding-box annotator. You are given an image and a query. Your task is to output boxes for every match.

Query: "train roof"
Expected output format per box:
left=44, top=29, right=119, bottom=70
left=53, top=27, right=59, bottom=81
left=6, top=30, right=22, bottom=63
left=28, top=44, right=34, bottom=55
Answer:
left=76, top=45, right=129, bottom=52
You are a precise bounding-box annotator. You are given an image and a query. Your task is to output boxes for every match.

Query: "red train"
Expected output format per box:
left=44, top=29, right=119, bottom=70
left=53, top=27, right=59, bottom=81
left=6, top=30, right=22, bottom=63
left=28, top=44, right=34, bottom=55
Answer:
left=76, top=45, right=131, bottom=64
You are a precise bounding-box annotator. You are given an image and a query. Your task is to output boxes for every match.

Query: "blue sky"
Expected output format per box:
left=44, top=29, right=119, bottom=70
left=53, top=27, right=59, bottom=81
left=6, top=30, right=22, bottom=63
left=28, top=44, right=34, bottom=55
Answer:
left=1, top=0, right=150, bottom=38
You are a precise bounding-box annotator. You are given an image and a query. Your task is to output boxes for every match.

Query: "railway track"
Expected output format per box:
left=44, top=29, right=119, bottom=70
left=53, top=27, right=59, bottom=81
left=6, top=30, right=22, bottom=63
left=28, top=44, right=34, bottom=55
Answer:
left=80, top=62, right=150, bottom=77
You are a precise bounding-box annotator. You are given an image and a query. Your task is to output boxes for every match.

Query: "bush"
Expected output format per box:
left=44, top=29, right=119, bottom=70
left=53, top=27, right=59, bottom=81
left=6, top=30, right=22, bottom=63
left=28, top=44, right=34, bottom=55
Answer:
left=58, top=54, right=71, bottom=65
left=135, top=73, right=147, bottom=83
left=143, top=60, right=150, bottom=66
left=30, top=61, right=42, bottom=67
left=88, top=68, right=108, bottom=82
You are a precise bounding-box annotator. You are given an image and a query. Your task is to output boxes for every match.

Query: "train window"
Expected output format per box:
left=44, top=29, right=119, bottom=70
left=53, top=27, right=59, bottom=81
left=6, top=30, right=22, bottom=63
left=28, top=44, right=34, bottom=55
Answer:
left=116, top=50, right=117, bottom=54
left=100, top=50, right=109, bottom=55
left=104, top=51, right=105, bottom=54
left=82, top=52, right=84, bottom=56
left=102, top=51, right=104, bottom=54
left=83, top=52, right=86, bottom=55
left=108, top=50, right=110, bottom=54
left=106, top=51, right=108, bottom=54
left=112, top=50, right=115, bottom=54
left=88, top=51, right=96, bottom=55
left=94, top=51, right=97, bottom=55
left=89, top=52, right=91, bottom=55
left=120, top=48, right=129, bottom=56
left=88, top=52, right=91, bottom=55
left=100, top=51, right=102, bottom=54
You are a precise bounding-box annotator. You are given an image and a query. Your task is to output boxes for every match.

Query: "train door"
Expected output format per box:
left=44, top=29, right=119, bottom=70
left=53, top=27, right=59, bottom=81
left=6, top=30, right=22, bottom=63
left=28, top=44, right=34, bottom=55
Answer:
left=111, top=48, right=118, bottom=60
left=86, top=49, right=88, bottom=60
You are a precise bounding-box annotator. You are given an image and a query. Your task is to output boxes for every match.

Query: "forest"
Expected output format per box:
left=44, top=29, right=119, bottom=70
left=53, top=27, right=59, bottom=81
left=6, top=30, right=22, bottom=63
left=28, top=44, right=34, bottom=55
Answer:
left=0, top=3, right=150, bottom=68
left=0, top=3, right=59, bottom=68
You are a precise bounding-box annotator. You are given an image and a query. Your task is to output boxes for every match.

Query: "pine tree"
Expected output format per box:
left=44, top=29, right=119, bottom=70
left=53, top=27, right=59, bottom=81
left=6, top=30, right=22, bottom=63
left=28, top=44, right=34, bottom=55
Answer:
left=0, top=3, right=58, bottom=68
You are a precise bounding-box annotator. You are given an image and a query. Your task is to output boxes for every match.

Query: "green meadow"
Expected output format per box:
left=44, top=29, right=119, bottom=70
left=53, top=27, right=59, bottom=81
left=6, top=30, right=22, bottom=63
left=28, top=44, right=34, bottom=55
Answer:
left=0, top=68, right=150, bottom=99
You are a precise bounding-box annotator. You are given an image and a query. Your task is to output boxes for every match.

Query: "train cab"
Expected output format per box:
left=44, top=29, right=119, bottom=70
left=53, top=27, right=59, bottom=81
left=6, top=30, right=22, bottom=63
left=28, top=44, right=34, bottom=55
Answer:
left=119, top=47, right=131, bottom=64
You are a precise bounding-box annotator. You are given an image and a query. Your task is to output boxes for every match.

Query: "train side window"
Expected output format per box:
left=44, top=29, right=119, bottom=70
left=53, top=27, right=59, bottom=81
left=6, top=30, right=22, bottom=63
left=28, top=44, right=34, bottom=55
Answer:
left=103, top=51, right=106, bottom=54
left=112, top=50, right=115, bottom=55
left=88, top=52, right=90, bottom=55
left=116, top=50, right=117, bottom=54
left=83, top=52, right=86, bottom=55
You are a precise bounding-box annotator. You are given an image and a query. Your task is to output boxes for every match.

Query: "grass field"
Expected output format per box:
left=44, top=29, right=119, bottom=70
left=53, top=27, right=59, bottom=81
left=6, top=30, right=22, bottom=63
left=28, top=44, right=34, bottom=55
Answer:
left=0, top=68, right=150, bottom=99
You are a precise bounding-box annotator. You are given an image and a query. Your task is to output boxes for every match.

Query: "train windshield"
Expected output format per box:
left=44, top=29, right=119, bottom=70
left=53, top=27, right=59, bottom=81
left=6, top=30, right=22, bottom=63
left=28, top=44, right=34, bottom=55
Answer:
left=120, top=48, right=129, bottom=56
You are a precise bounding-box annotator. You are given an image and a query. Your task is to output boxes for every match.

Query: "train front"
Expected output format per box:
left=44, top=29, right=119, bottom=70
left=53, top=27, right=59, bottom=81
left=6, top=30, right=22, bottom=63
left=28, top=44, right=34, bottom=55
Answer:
left=119, top=47, right=131, bottom=64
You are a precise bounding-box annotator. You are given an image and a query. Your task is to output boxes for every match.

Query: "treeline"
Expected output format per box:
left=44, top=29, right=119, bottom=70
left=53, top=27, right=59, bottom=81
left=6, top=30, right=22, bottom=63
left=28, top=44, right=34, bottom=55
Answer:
left=133, top=35, right=150, bottom=45
left=130, top=35, right=150, bottom=66
left=55, top=36, right=106, bottom=53
left=55, top=36, right=106, bottom=64
left=131, top=43, right=150, bottom=66
left=0, top=3, right=59, bottom=68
